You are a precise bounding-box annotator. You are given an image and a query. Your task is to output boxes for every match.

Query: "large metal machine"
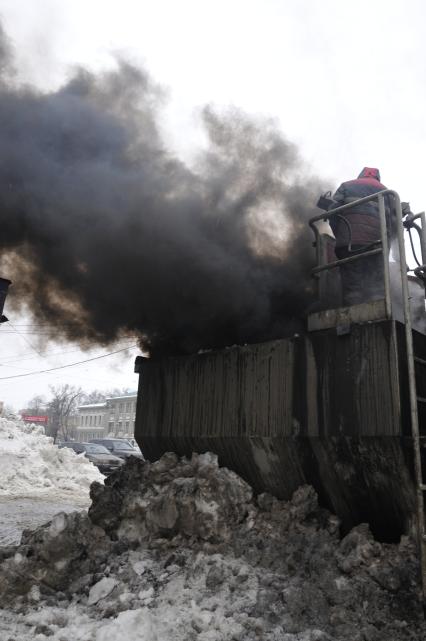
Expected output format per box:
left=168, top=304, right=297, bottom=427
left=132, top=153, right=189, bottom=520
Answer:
left=134, top=190, right=426, bottom=599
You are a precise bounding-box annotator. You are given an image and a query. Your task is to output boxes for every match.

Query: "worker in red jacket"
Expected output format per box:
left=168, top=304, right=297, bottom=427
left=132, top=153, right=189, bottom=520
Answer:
left=329, top=167, right=392, bottom=306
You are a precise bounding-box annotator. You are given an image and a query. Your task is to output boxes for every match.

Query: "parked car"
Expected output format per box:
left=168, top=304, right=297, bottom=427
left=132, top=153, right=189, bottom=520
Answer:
left=59, top=442, right=124, bottom=475
left=89, top=438, right=144, bottom=461
left=119, top=438, right=143, bottom=455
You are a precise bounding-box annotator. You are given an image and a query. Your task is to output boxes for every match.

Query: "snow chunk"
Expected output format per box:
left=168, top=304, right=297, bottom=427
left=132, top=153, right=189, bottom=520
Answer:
left=131, top=560, right=146, bottom=576
left=88, top=577, right=118, bottom=605
left=138, top=586, right=154, bottom=601
left=48, top=512, right=68, bottom=537
left=96, top=608, right=154, bottom=641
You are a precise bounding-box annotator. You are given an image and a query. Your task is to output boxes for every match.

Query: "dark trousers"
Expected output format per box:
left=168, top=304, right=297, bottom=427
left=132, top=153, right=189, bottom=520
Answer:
left=335, top=245, right=385, bottom=307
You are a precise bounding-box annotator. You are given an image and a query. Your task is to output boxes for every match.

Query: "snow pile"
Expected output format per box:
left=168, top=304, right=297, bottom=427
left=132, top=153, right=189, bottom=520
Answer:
left=88, top=450, right=252, bottom=543
left=0, top=452, right=425, bottom=640
left=0, top=417, right=103, bottom=497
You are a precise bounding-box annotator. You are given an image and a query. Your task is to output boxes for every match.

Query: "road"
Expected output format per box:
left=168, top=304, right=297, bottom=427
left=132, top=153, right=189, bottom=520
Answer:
left=0, top=493, right=91, bottom=545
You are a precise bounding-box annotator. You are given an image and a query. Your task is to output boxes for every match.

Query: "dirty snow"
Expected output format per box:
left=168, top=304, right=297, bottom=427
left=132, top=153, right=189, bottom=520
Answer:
left=0, top=452, right=425, bottom=641
left=0, top=417, right=103, bottom=498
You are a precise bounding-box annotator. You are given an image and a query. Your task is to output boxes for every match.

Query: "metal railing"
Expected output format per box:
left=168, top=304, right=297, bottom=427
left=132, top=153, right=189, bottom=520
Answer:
left=309, top=189, right=426, bottom=604
left=309, top=190, right=396, bottom=316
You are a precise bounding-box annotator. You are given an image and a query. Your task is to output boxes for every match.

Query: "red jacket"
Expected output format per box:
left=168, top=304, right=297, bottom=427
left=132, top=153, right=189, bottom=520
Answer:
left=329, top=167, right=391, bottom=248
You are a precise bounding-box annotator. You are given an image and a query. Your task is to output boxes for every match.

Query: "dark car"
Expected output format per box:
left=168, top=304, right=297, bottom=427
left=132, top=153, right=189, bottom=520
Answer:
left=59, top=442, right=124, bottom=475
left=89, top=438, right=144, bottom=461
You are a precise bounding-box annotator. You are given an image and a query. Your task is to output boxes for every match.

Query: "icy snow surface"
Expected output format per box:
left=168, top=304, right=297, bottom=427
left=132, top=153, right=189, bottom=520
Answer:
left=0, top=417, right=103, bottom=497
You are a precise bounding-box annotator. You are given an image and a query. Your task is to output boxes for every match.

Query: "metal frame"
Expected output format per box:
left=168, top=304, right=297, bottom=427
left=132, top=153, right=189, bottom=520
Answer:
left=309, top=189, right=426, bottom=603
left=309, top=190, right=393, bottom=318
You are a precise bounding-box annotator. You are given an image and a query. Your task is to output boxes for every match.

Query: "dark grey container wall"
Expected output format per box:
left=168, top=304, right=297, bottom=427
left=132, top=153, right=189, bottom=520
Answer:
left=309, top=321, right=402, bottom=438
left=138, top=340, right=294, bottom=439
left=135, top=320, right=419, bottom=539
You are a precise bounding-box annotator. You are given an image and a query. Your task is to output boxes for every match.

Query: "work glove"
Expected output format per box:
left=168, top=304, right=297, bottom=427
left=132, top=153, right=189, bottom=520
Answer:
left=401, top=202, right=413, bottom=217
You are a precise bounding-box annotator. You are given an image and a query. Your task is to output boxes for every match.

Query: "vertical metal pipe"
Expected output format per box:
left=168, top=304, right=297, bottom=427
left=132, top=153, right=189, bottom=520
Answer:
left=395, top=192, right=426, bottom=601
left=309, top=220, right=322, bottom=268
left=378, top=194, right=391, bottom=319
left=419, top=212, right=426, bottom=306
left=419, top=212, right=426, bottom=265
left=310, top=221, right=322, bottom=302
left=316, top=223, right=322, bottom=268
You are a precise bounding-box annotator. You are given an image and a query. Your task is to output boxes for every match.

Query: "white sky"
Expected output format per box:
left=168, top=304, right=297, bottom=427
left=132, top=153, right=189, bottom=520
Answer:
left=0, top=0, right=425, bottom=408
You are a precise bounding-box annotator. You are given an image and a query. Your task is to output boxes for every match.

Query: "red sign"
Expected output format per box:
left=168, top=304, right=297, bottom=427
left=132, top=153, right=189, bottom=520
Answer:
left=22, top=415, right=49, bottom=424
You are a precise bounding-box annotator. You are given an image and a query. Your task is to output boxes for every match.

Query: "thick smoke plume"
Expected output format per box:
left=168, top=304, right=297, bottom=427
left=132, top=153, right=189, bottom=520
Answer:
left=0, top=24, right=320, bottom=355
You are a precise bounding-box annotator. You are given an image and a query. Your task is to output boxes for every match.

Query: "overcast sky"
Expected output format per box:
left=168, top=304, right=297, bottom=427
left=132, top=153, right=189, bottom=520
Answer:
left=0, top=0, right=425, bottom=409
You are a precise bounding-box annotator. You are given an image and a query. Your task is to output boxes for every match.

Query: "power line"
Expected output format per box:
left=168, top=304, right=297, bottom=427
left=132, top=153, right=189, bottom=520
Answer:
left=6, top=320, right=44, bottom=359
left=0, top=341, right=135, bottom=366
left=0, top=330, right=139, bottom=337
left=0, top=345, right=139, bottom=380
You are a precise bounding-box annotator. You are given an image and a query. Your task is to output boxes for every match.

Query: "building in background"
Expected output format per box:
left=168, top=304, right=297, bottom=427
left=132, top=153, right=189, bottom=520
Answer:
left=75, top=402, right=107, bottom=441
left=105, top=394, right=137, bottom=438
left=76, top=393, right=137, bottom=441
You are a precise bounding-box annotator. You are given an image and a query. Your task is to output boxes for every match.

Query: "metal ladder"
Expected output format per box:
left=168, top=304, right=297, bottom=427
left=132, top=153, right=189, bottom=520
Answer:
left=409, top=352, right=426, bottom=604
left=399, top=208, right=426, bottom=605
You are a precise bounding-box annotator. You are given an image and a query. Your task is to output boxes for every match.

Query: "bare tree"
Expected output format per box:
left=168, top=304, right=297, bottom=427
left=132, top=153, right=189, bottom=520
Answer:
left=46, top=385, right=82, bottom=442
left=80, top=390, right=107, bottom=404
left=28, top=394, right=46, bottom=412
left=20, top=394, right=47, bottom=416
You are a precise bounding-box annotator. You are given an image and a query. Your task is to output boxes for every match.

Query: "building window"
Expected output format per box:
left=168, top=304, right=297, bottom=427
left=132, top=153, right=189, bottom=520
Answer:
left=125, top=421, right=129, bottom=431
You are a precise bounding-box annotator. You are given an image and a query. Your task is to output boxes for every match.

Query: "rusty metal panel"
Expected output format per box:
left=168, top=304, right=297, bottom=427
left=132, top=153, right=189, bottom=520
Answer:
left=309, top=321, right=401, bottom=437
left=137, top=322, right=402, bottom=445
left=137, top=339, right=295, bottom=440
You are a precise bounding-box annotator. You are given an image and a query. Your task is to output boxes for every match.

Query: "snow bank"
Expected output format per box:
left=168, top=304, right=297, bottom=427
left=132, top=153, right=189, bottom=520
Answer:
left=0, top=417, right=103, bottom=497
left=0, top=452, right=425, bottom=640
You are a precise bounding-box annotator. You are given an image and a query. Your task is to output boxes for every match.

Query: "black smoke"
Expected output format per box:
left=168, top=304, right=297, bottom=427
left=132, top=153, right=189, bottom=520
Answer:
left=0, top=23, right=321, bottom=355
